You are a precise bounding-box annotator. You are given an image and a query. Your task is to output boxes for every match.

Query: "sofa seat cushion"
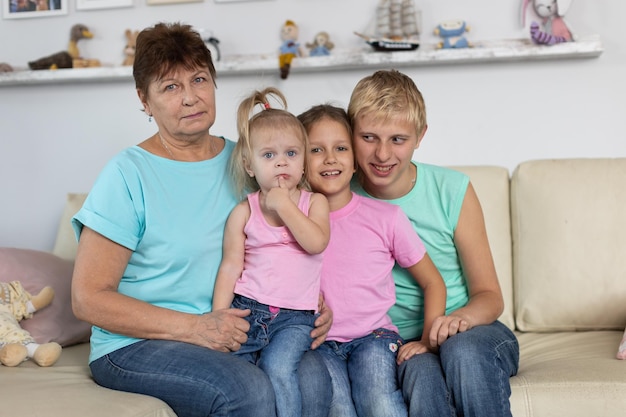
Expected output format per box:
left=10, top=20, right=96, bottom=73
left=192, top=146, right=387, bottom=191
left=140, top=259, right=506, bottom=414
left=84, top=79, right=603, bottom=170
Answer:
left=511, top=331, right=626, bottom=417
left=0, top=343, right=177, bottom=417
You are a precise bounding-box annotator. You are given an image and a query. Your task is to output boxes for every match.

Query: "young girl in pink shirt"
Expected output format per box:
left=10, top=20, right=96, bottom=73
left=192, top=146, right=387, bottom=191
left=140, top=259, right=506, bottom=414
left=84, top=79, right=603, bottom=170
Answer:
left=213, top=88, right=330, bottom=417
left=298, top=104, right=446, bottom=417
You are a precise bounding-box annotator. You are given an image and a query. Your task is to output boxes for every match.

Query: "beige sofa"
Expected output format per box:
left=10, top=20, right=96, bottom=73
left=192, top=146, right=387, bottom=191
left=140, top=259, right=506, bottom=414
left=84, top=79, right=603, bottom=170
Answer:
left=2, top=157, right=625, bottom=417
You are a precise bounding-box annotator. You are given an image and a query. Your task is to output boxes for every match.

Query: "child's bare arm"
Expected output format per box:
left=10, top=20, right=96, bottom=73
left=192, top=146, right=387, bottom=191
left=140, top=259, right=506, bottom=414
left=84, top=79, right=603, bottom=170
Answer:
left=411, top=254, right=447, bottom=348
left=270, top=183, right=330, bottom=254
left=212, top=203, right=248, bottom=310
left=396, top=254, right=446, bottom=363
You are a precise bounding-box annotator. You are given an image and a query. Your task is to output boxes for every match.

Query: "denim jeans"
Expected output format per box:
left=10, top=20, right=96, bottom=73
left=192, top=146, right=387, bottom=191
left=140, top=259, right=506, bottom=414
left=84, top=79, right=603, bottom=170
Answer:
left=319, top=328, right=407, bottom=417
left=398, top=320, right=519, bottom=417
left=90, top=339, right=276, bottom=417
left=89, top=333, right=331, bottom=417
left=232, top=295, right=317, bottom=417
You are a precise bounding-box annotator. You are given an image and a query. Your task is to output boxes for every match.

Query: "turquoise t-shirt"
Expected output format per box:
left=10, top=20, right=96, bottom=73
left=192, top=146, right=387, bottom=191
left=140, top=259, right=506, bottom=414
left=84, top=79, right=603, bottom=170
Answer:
left=356, top=162, right=470, bottom=340
left=72, top=139, right=238, bottom=363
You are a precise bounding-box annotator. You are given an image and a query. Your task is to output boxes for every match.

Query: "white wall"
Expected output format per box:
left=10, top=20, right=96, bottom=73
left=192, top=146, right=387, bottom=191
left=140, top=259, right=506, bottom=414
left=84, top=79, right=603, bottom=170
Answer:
left=1, top=0, right=625, bottom=251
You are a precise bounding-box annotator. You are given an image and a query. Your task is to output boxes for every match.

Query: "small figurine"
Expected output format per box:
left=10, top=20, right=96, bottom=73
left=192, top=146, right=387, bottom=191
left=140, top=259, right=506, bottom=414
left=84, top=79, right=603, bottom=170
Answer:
left=0, top=63, right=13, bottom=73
left=122, top=29, right=139, bottom=66
left=28, top=24, right=100, bottom=70
left=278, top=20, right=302, bottom=79
left=521, top=0, right=574, bottom=45
left=204, top=36, right=221, bottom=62
left=434, top=19, right=472, bottom=49
left=305, top=31, right=334, bottom=57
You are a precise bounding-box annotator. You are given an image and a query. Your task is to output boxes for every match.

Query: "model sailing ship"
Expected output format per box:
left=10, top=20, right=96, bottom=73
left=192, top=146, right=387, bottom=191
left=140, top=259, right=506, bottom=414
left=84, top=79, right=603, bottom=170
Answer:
left=355, top=0, right=422, bottom=51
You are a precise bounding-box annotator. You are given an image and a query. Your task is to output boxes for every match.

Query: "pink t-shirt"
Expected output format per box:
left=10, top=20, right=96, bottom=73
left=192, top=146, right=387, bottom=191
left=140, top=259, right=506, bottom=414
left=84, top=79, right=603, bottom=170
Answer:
left=234, top=190, right=322, bottom=311
left=322, top=193, right=426, bottom=342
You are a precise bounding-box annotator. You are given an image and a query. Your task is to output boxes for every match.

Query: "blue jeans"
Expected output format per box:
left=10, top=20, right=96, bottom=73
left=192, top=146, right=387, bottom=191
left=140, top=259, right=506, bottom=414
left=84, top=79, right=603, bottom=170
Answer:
left=232, top=295, right=317, bottom=417
left=89, top=338, right=331, bottom=417
left=398, top=321, right=519, bottom=417
left=319, top=328, right=407, bottom=417
left=90, top=339, right=276, bottom=417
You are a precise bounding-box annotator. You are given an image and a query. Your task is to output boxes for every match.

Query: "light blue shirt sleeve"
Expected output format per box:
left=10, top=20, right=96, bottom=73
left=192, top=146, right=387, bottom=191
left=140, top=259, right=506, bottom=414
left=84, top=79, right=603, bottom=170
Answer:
left=72, top=140, right=239, bottom=362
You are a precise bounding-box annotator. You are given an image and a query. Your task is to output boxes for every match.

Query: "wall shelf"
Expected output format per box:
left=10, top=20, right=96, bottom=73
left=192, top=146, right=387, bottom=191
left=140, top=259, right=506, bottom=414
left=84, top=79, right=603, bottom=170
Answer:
left=0, top=35, right=603, bottom=87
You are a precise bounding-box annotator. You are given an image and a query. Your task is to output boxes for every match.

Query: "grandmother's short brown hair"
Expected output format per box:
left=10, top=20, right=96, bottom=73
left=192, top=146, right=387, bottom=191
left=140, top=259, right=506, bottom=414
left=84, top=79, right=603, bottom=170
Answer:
left=133, top=22, right=216, bottom=98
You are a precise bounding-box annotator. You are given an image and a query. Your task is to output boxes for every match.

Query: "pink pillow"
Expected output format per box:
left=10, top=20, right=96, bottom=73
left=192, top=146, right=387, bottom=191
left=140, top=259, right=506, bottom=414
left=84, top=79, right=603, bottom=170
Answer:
left=618, top=327, right=626, bottom=360
left=0, top=248, right=91, bottom=347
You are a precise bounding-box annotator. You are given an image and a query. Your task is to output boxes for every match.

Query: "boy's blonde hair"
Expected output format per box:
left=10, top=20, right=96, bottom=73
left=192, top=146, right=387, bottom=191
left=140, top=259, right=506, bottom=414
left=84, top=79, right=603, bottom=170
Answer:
left=347, top=69, right=427, bottom=138
left=231, top=87, right=310, bottom=200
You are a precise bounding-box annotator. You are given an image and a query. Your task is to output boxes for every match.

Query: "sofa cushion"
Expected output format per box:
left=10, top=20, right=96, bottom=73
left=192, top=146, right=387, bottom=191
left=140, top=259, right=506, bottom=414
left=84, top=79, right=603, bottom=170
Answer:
left=511, top=158, right=626, bottom=332
left=0, top=343, right=177, bottom=417
left=0, top=248, right=91, bottom=347
left=52, top=193, right=87, bottom=260
left=511, top=331, right=626, bottom=417
left=451, top=166, right=514, bottom=331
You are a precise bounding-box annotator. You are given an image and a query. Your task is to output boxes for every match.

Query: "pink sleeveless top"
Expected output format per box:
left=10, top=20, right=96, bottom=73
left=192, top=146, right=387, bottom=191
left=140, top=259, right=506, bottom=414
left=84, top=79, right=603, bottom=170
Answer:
left=234, top=190, right=322, bottom=311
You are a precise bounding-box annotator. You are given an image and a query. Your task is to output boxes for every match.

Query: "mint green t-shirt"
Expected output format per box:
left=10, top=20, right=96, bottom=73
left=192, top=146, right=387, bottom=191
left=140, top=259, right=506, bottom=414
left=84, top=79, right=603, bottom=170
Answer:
left=356, top=162, right=470, bottom=340
left=72, top=139, right=238, bottom=363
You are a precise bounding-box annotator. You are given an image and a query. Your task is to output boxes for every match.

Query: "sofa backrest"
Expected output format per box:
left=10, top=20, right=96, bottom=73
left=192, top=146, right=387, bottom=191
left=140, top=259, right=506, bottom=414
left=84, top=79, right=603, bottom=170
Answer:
left=52, top=193, right=86, bottom=261
left=53, top=167, right=518, bottom=330
left=511, top=158, right=626, bottom=332
left=56, top=159, right=624, bottom=333
left=451, top=166, right=515, bottom=330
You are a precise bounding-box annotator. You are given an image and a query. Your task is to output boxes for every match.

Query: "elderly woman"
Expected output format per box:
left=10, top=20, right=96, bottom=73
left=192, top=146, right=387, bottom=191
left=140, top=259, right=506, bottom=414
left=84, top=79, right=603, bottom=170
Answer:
left=71, top=22, right=332, bottom=417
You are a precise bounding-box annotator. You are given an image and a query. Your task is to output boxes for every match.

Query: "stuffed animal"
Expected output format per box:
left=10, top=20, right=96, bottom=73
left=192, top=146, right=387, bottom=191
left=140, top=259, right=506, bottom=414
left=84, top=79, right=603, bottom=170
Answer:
left=521, top=0, right=574, bottom=45
left=0, top=63, right=13, bottom=72
left=434, top=19, right=472, bottom=49
left=122, top=29, right=139, bottom=66
left=278, top=20, right=302, bottom=79
left=28, top=24, right=100, bottom=70
left=305, top=31, right=334, bottom=57
left=0, top=281, right=61, bottom=367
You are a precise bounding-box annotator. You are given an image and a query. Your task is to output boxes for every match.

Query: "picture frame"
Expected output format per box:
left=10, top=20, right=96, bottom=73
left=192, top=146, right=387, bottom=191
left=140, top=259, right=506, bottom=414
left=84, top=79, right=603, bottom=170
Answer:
left=146, top=0, right=201, bottom=5
left=3, top=0, right=67, bottom=19
left=214, top=0, right=272, bottom=2
left=76, top=0, right=132, bottom=10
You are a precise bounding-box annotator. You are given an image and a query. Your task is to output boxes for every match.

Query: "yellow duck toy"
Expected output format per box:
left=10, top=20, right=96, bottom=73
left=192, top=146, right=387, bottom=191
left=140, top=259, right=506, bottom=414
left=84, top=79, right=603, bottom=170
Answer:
left=28, top=24, right=101, bottom=70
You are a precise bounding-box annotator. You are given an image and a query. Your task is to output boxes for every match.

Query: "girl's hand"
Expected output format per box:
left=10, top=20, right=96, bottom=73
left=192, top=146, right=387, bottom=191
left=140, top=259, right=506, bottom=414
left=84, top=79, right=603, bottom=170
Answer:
left=265, top=176, right=292, bottom=213
left=397, top=340, right=431, bottom=364
left=429, top=314, right=470, bottom=347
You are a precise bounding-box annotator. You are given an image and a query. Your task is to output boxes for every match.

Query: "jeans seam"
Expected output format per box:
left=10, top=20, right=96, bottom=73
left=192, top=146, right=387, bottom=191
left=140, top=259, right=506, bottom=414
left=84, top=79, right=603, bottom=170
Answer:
left=494, top=338, right=518, bottom=416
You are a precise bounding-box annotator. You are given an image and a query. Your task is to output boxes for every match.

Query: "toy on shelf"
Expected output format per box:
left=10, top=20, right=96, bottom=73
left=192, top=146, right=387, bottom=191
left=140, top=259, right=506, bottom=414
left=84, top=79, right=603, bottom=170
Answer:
left=194, top=28, right=221, bottom=62
left=0, top=281, right=61, bottom=367
left=355, top=0, right=421, bottom=52
left=305, top=31, right=334, bottom=57
left=278, top=20, right=303, bottom=79
left=204, top=36, right=221, bottom=62
left=122, top=29, right=139, bottom=66
left=521, top=0, right=574, bottom=45
left=28, top=24, right=100, bottom=70
left=434, top=19, right=472, bottom=49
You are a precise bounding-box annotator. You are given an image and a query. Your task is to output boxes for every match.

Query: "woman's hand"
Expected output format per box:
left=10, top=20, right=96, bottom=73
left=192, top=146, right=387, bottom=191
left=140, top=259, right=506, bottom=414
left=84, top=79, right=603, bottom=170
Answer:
left=429, top=314, right=470, bottom=347
left=193, top=308, right=251, bottom=352
left=310, top=294, right=333, bottom=349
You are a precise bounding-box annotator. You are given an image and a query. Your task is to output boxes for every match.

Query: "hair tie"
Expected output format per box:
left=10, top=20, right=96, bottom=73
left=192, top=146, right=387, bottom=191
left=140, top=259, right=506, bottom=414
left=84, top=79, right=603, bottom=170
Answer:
left=263, top=102, right=270, bottom=110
